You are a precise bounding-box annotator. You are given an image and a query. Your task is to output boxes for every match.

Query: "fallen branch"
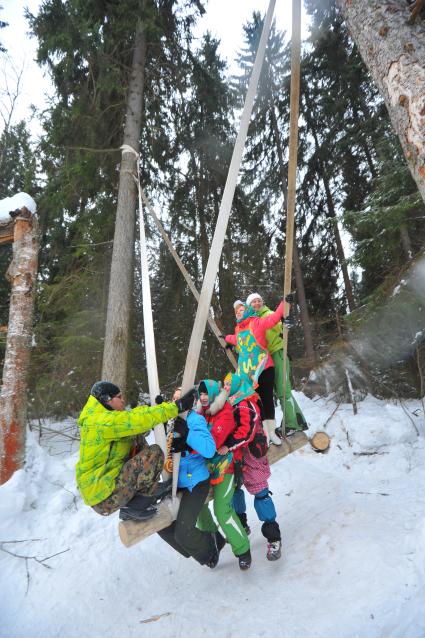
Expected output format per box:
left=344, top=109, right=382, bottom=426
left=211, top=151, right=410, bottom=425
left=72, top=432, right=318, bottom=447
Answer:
left=0, top=542, right=70, bottom=595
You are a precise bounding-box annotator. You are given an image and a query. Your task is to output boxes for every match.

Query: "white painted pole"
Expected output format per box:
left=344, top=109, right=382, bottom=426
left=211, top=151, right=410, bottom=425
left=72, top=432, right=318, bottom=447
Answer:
left=137, top=171, right=168, bottom=469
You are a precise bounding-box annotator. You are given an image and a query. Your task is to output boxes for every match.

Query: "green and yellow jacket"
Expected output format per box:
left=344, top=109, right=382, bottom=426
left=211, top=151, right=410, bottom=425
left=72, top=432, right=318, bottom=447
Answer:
left=76, top=396, right=178, bottom=506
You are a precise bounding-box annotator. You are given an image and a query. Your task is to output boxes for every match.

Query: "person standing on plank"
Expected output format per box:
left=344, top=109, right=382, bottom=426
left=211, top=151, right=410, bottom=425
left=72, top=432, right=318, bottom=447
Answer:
left=225, top=299, right=286, bottom=446
left=76, top=381, right=195, bottom=521
left=195, top=379, right=252, bottom=571
left=221, top=372, right=282, bottom=562
left=246, top=292, right=308, bottom=436
left=157, top=410, right=223, bottom=569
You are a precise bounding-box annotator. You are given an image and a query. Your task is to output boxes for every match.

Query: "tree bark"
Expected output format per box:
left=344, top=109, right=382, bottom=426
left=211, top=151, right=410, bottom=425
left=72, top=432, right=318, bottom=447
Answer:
left=270, top=105, right=316, bottom=362
left=337, top=0, right=425, bottom=204
left=0, top=210, right=38, bottom=484
left=102, top=18, right=147, bottom=396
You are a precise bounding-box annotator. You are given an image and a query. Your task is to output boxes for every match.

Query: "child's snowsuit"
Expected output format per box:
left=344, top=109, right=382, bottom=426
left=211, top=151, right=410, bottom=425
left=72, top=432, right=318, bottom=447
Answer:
left=195, top=380, right=250, bottom=558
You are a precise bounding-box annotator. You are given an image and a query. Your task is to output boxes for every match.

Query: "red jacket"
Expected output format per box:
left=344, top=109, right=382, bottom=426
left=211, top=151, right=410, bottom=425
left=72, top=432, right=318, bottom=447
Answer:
left=197, top=391, right=236, bottom=475
left=224, top=396, right=262, bottom=462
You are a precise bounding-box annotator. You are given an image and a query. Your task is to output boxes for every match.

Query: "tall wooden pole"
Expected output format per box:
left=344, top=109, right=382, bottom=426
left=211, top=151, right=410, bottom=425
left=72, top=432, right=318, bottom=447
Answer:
left=282, top=0, right=302, bottom=435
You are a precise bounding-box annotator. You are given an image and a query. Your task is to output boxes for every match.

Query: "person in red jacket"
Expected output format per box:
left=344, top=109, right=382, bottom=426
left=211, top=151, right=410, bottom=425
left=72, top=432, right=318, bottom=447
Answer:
left=225, top=299, right=288, bottom=446
left=219, top=373, right=282, bottom=562
left=196, top=379, right=252, bottom=571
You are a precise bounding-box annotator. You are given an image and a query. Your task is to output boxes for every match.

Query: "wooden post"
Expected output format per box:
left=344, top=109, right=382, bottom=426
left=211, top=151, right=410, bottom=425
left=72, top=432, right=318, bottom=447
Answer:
left=0, top=208, right=39, bottom=484
left=282, top=0, right=302, bottom=435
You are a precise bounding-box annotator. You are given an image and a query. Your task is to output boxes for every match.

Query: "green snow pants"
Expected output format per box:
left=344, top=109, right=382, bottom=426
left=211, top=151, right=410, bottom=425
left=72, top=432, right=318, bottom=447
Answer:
left=272, top=350, right=307, bottom=430
left=197, top=474, right=250, bottom=557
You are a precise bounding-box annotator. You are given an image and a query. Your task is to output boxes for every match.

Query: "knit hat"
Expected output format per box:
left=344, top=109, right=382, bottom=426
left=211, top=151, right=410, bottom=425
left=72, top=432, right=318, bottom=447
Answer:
left=233, top=299, right=244, bottom=310
left=246, top=292, right=263, bottom=306
left=197, top=379, right=221, bottom=404
left=90, top=381, right=121, bottom=410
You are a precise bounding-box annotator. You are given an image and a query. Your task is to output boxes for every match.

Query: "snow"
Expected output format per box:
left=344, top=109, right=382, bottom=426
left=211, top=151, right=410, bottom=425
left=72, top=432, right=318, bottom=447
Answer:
left=0, top=193, right=37, bottom=221
left=1, top=394, right=425, bottom=638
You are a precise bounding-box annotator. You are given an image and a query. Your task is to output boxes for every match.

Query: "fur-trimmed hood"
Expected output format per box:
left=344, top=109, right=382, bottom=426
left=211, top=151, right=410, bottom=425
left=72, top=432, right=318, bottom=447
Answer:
left=196, top=388, right=228, bottom=415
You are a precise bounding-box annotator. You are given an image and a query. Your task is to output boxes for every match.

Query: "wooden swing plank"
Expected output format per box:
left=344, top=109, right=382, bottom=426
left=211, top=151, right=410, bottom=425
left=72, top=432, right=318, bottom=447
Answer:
left=118, top=430, right=309, bottom=548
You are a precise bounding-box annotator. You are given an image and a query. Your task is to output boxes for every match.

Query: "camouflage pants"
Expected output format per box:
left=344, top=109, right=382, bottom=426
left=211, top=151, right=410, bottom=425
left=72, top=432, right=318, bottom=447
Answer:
left=92, top=443, right=164, bottom=516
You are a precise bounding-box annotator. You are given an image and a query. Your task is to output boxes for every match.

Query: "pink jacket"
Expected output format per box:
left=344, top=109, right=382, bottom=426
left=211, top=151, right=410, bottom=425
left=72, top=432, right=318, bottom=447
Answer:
left=225, top=301, right=284, bottom=369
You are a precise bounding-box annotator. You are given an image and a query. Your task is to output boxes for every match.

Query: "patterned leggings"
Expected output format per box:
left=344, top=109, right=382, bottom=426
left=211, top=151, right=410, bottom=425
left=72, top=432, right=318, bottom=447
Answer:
left=92, top=443, right=164, bottom=516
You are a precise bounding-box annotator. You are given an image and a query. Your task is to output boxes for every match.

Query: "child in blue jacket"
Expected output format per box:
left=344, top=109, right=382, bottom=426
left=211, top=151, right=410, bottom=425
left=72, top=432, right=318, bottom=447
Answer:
left=157, top=409, right=223, bottom=568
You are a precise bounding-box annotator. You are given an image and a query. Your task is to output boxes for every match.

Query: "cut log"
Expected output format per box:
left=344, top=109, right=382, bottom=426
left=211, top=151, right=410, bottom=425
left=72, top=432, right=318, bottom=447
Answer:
left=310, top=431, right=331, bottom=453
left=119, top=430, right=308, bottom=548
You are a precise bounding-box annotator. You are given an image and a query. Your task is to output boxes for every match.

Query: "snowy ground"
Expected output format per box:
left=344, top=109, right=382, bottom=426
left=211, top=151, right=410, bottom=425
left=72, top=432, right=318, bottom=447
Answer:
left=1, top=393, right=425, bottom=638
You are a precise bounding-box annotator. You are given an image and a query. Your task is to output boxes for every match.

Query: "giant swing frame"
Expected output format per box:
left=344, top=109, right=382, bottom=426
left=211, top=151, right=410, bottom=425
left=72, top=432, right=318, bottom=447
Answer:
left=119, top=0, right=309, bottom=547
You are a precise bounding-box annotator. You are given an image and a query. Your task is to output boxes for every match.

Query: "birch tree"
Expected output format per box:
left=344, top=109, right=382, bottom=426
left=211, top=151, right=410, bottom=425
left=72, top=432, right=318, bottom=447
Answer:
left=336, top=0, right=425, bottom=204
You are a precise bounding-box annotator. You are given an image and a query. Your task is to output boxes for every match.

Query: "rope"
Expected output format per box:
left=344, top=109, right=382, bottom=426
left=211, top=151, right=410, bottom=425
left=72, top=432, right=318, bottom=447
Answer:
left=282, top=0, right=302, bottom=435
left=172, top=0, right=276, bottom=504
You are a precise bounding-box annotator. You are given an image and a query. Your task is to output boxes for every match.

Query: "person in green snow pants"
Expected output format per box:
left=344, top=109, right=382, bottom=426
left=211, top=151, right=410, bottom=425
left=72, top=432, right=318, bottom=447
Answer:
left=246, top=293, right=308, bottom=434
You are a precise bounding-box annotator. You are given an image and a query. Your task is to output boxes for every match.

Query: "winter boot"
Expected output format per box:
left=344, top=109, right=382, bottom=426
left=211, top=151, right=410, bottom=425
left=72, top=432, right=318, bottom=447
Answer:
left=207, top=531, right=226, bottom=569
left=261, top=521, right=282, bottom=561
left=264, top=419, right=282, bottom=446
left=237, top=549, right=252, bottom=571
left=237, top=512, right=251, bottom=536
left=119, top=494, right=157, bottom=521
left=276, top=417, right=308, bottom=438
left=152, top=478, right=172, bottom=501
left=267, top=540, right=282, bottom=561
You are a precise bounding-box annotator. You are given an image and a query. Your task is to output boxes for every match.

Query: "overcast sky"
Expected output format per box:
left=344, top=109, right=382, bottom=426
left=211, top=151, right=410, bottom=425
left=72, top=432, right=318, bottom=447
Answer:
left=0, top=0, right=307, bottom=136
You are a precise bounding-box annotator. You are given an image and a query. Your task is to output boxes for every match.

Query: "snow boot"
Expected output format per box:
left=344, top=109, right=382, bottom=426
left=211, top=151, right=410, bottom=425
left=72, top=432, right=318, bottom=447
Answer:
left=276, top=418, right=308, bottom=438
left=264, top=419, right=282, bottom=446
left=207, top=531, right=226, bottom=569
left=152, top=478, right=172, bottom=501
left=237, top=549, right=252, bottom=571
left=119, top=494, right=157, bottom=522
left=237, top=512, right=251, bottom=536
left=261, top=521, right=282, bottom=561
left=266, top=540, right=282, bottom=561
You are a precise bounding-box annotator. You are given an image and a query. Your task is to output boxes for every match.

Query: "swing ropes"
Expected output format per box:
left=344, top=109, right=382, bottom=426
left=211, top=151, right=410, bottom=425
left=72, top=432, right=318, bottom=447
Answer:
left=121, top=0, right=303, bottom=545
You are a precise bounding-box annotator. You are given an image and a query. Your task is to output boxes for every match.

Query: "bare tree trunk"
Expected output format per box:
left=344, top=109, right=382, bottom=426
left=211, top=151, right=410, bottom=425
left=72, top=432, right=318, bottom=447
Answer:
left=270, top=105, right=316, bottom=362
left=102, top=18, right=147, bottom=396
left=337, top=0, right=425, bottom=204
left=0, top=210, right=38, bottom=484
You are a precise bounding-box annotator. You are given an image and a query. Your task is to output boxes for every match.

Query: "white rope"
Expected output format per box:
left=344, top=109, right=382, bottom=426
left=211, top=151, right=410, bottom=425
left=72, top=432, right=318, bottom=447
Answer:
left=172, top=0, right=276, bottom=503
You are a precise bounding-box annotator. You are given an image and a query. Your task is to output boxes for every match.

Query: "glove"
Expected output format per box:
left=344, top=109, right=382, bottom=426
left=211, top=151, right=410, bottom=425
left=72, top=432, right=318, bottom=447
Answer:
left=173, top=416, right=189, bottom=438
left=285, top=292, right=295, bottom=304
left=225, top=343, right=234, bottom=351
left=174, top=387, right=196, bottom=413
left=283, top=317, right=294, bottom=330
left=155, top=395, right=164, bottom=405
left=171, top=437, right=189, bottom=454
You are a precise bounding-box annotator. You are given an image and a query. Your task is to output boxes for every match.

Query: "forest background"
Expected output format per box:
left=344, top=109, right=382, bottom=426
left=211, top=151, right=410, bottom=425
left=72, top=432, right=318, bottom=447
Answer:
left=1, top=0, right=424, bottom=418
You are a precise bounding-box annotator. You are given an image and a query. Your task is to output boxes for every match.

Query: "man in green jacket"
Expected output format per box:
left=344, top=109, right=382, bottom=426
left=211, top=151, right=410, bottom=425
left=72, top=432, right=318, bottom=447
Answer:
left=246, top=293, right=308, bottom=435
left=76, top=381, right=195, bottom=520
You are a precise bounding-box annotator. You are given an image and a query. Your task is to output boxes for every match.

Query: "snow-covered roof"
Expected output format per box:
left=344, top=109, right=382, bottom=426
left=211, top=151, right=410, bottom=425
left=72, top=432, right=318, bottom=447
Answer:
left=0, top=193, right=37, bottom=222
